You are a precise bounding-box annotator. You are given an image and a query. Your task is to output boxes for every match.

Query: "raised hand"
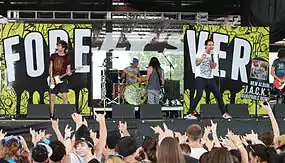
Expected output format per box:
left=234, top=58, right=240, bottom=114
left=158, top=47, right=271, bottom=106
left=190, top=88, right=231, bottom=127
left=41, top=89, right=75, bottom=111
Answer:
left=150, top=125, right=164, bottom=134
left=51, top=118, right=59, bottom=130
left=94, top=111, right=106, bottom=123
left=64, top=124, right=74, bottom=140
left=210, top=120, right=217, bottom=132
left=71, top=113, right=83, bottom=124
left=119, top=121, right=127, bottom=132
left=0, top=129, right=7, bottom=140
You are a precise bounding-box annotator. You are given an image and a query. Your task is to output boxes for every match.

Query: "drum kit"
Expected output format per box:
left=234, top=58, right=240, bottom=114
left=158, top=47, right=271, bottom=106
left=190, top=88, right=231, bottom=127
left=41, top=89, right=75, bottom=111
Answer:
left=99, top=56, right=148, bottom=107
left=99, top=54, right=181, bottom=107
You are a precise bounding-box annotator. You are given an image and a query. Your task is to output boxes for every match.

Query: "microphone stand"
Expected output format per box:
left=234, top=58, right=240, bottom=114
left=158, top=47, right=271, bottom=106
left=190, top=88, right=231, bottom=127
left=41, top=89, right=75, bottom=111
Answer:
left=160, top=51, right=174, bottom=79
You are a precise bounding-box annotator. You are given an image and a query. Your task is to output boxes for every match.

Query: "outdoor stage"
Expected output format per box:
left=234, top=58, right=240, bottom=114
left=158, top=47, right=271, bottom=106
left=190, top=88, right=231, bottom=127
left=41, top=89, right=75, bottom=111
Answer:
left=1, top=117, right=284, bottom=146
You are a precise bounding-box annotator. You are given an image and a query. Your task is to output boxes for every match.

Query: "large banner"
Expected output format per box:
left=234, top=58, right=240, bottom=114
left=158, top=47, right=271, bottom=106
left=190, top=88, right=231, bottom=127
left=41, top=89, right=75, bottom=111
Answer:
left=0, top=23, right=92, bottom=115
left=183, top=26, right=270, bottom=114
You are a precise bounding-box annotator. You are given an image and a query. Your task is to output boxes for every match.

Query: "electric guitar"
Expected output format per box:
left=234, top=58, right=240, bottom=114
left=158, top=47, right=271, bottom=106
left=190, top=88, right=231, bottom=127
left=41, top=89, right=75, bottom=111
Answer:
left=123, top=70, right=145, bottom=82
left=273, top=77, right=285, bottom=90
left=47, top=66, right=83, bottom=89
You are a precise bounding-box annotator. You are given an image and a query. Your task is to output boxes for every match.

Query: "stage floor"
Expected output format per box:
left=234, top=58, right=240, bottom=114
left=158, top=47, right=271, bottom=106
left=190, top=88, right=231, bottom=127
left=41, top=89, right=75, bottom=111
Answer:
left=1, top=117, right=283, bottom=146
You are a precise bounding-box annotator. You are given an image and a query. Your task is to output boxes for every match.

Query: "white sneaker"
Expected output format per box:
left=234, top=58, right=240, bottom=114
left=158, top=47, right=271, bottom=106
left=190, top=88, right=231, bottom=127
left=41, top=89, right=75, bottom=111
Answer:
left=185, top=114, right=198, bottom=120
left=222, top=113, right=232, bottom=119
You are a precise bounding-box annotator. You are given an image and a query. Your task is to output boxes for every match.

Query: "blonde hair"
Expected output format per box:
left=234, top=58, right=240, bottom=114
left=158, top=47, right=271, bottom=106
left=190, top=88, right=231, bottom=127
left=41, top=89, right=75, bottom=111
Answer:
left=105, top=156, right=125, bottom=163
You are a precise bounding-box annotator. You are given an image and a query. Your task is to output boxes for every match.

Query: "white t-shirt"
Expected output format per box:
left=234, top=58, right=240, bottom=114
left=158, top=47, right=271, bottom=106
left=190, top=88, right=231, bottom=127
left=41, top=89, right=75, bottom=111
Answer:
left=195, top=51, right=219, bottom=79
left=190, top=147, right=207, bottom=159
left=70, top=152, right=84, bottom=163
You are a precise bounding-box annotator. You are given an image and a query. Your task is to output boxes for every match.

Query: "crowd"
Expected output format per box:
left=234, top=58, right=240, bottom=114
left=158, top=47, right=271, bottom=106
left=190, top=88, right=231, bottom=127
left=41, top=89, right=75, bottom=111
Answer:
left=0, top=102, right=284, bottom=163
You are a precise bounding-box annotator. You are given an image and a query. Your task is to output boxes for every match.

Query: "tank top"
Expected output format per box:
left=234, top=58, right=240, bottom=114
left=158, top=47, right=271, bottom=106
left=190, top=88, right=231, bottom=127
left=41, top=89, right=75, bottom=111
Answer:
left=147, top=67, right=162, bottom=91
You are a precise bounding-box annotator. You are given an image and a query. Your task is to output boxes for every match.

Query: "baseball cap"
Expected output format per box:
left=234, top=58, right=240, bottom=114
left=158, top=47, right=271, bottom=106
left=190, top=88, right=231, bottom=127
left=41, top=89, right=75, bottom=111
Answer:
left=131, top=57, right=139, bottom=64
left=32, top=143, right=53, bottom=162
left=1, top=136, right=22, bottom=149
left=274, top=135, right=285, bottom=149
left=79, top=136, right=95, bottom=148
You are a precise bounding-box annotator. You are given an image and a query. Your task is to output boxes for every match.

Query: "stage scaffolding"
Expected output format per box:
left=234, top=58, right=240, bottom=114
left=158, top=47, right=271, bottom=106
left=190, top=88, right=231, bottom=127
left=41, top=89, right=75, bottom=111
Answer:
left=6, top=10, right=241, bottom=30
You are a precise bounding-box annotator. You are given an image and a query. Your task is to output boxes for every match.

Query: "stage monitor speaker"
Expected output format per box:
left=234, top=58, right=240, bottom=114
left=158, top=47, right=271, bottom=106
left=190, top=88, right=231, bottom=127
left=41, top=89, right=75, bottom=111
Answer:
left=200, top=104, right=221, bottom=118
left=227, top=104, right=249, bottom=118
left=27, top=104, right=50, bottom=119
left=140, top=104, right=162, bottom=119
left=273, top=104, right=285, bottom=118
left=112, top=104, right=135, bottom=119
left=54, top=104, right=77, bottom=119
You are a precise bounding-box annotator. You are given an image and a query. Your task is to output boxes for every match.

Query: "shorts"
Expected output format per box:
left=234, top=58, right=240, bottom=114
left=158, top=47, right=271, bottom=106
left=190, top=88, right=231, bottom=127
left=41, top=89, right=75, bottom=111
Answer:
left=50, top=80, right=69, bottom=94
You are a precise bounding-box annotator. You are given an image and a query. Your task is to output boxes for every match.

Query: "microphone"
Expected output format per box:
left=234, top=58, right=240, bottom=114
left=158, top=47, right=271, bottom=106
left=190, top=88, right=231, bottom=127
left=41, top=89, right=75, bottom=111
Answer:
left=112, top=56, right=119, bottom=59
left=211, top=53, right=214, bottom=62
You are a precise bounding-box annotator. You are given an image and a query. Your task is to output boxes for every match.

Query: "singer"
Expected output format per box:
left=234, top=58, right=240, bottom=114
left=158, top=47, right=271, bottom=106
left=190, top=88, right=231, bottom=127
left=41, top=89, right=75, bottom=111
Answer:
left=185, top=39, right=232, bottom=119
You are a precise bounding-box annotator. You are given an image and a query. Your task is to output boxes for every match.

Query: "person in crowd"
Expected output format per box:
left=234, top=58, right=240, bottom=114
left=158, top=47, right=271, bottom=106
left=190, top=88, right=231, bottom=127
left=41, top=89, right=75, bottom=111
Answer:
left=49, top=140, right=66, bottom=163
left=157, top=137, right=186, bottom=163
left=116, top=136, right=138, bottom=163
left=138, top=136, right=157, bottom=163
left=206, top=147, right=234, bottom=163
left=186, top=124, right=207, bottom=159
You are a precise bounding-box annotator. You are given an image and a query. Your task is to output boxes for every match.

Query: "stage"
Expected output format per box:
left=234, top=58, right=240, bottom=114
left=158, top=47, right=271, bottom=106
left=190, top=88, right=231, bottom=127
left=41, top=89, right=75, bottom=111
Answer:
left=1, top=117, right=284, bottom=146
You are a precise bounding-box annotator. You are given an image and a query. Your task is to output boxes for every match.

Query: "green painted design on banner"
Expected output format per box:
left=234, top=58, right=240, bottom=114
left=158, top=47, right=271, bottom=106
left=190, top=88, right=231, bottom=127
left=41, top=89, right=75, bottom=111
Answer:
left=0, top=23, right=92, bottom=115
left=183, top=26, right=269, bottom=115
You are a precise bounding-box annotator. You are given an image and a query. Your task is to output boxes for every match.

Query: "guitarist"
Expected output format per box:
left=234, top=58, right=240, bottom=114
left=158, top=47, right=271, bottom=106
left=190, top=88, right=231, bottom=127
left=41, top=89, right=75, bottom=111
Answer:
left=146, top=57, right=165, bottom=104
left=271, top=48, right=285, bottom=104
left=49, top=40, right=72, bottom=118
left=121, top=57, right=141, bottom=85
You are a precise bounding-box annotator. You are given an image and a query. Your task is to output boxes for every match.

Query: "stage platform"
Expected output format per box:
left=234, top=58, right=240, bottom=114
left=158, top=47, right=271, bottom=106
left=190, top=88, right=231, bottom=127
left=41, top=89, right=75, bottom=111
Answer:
left=1, top=117, right=284, bottom=146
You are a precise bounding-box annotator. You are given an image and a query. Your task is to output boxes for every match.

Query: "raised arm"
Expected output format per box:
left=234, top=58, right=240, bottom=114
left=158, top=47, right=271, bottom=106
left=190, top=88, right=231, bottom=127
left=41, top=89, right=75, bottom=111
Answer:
left=261, top=103, right=280, bottom=140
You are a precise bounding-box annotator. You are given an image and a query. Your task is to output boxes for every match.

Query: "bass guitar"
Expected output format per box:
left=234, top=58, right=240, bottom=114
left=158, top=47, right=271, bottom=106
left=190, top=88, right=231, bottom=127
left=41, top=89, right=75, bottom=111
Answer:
left=47, top=66, right=83, bottom=89
left=273, top=77, right=285, bottom=90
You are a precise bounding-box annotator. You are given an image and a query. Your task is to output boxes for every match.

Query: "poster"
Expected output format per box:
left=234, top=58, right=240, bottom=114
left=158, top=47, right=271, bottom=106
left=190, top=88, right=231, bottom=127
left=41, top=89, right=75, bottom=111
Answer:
left=183, top=26, right=269, bottom=115
left=0, top=23, right=92, bottom=115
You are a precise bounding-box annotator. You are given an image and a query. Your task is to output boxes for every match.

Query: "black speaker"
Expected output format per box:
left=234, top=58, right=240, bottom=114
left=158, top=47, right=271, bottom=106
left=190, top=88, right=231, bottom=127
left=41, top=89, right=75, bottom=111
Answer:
left=227, top=104, right=249, bottom=118
left=112, top=104, right=135, bottom=119
left=54, top=104, right=77, bottom=119
left=200, top=104, right=221, bottom=118
left=274, top=104, right=285, bottom=118
left=165, top=80, right=180, bottom=100
left=140, top=104, right=162, bottom=119
left=27, top=104, right=50, bottom=119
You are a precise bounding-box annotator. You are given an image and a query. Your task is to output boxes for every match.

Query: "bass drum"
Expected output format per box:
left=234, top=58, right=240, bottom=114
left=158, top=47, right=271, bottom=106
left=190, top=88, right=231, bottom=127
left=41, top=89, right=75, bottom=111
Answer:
left=123, top=82, right=147, bottom=105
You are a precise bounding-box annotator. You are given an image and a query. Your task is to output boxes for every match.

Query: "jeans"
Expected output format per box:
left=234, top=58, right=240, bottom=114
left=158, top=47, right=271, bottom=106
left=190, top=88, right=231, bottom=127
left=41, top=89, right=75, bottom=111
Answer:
left=147, top=90, right=160, bottom=104
left=188, top=77, right=226, bottom=115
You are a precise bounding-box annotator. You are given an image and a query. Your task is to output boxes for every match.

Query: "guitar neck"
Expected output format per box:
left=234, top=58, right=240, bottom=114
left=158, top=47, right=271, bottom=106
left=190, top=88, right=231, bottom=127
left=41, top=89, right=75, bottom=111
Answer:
left=125, top=71, right=140, bottom=80
left=58, top=69, right=77, bottom=79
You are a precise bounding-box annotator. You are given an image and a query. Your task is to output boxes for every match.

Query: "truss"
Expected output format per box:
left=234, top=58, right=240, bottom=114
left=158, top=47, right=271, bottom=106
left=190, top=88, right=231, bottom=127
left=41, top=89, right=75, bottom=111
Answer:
left=7, top=10, right=240, bottom=25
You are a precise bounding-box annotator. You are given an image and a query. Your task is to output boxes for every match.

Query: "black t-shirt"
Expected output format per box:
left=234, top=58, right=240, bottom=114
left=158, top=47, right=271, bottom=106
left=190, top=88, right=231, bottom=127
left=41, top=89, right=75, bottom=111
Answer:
left=272, top=153, right=285, bottom=163
left=0, top=159, right=9, bottom=163
left=184, top=155, right=198, bottom=163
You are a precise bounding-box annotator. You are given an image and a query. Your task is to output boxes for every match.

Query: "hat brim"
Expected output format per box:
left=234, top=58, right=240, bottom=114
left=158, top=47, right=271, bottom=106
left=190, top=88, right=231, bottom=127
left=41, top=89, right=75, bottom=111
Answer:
left=38, top=143, right=53, bottom=158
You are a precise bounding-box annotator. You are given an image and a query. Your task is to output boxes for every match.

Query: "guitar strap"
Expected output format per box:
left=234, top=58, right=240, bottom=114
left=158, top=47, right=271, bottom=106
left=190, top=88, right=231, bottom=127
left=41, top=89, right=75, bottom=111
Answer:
left=154, top=67, right=162, bottom=87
